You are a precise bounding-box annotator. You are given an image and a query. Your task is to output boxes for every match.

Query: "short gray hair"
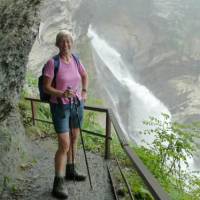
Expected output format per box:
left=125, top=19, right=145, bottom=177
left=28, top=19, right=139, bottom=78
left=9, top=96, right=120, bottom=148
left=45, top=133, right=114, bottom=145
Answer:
left=55, top=30, right=73, bottom=47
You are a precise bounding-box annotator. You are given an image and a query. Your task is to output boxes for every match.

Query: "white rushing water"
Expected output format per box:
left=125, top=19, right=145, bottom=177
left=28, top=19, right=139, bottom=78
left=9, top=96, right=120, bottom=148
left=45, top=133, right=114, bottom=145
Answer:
left=87, top=26, right=171, bottom=143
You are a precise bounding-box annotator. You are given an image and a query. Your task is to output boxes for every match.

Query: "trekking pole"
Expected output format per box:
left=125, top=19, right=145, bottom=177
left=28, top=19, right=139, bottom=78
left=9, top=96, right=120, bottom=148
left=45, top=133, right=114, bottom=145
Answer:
left=68, top=97, right=76, bottom=184
left=73, top=96, right=93, bottom=190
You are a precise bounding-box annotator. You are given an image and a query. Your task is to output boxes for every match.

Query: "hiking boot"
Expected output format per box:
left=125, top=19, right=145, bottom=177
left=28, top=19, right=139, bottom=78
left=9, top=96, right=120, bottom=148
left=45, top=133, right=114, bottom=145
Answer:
left=65, top=164, right=86, bottom=181
left=52, top=176, right=68, bottom=199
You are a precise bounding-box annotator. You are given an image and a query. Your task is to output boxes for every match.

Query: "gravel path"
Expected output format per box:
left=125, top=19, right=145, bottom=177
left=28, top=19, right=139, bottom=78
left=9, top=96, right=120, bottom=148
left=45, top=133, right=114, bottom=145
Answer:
left=1, top=138, right=114, bottom=200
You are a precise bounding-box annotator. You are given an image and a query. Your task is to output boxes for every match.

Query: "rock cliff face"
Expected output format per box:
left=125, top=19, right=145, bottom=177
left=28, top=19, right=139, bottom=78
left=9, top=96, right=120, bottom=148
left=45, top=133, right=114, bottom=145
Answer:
left=27, top=0, right=82, bottom=77
left=0, top=0, right=40, bottom=191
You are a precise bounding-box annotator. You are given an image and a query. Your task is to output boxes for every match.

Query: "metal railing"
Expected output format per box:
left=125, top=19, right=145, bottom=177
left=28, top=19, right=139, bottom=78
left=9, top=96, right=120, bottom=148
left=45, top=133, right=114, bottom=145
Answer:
left=25, top=97, right=170, bottom=200
left=25, top=97, right=112, bottom=160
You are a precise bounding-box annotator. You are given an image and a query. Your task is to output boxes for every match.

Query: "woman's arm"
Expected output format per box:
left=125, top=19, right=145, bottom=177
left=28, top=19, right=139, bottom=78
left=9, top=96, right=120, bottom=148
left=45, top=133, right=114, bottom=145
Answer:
left=43, top=76, right=64, bottom=98
left=43, top=76, right=77, bottom=98
left=81, top=71, right=88, bottom=101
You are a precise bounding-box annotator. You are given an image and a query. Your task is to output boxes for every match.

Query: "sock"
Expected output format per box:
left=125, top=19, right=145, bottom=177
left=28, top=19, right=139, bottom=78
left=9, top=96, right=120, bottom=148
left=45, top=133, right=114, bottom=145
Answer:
left=67, top=163, right=74, bottom=166
left=55, top=171, right=64, bottom=178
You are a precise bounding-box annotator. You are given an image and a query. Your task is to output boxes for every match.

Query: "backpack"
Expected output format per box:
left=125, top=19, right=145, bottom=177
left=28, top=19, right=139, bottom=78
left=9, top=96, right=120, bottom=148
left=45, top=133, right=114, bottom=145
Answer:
left=38, top=54, right=80, bottom=102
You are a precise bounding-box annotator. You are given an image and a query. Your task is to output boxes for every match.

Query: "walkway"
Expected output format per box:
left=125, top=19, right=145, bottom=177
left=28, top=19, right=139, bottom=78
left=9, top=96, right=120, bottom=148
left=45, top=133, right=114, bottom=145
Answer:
left=1, top=138, right=114, bottom=200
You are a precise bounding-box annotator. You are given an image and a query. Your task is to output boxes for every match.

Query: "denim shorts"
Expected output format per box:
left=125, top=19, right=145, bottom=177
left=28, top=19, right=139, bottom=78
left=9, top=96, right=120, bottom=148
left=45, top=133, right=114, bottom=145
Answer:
left=50, top=101, right=84, bottom=134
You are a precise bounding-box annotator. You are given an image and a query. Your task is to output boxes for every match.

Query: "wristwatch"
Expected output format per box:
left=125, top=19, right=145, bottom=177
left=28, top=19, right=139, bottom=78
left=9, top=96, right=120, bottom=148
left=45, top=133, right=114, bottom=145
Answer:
left=82, top=88, right=87, bottom=92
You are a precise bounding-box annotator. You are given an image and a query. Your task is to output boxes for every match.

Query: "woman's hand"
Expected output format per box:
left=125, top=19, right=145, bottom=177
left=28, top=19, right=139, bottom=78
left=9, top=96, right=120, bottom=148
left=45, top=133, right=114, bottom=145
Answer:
left=63, top=88, right=75, bottom=98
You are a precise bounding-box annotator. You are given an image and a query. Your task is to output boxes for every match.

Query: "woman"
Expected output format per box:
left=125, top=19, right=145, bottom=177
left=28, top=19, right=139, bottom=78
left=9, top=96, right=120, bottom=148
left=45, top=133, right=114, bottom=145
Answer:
left=43, top=30, right=88, bottom=199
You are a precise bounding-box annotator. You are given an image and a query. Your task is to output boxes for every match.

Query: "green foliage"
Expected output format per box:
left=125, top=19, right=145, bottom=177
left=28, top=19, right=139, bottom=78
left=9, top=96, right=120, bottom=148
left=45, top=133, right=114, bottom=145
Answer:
left=137, top=113, right=200, bottom=199
left=18, top=91, right=54, bottom=138
left=2, top=176, right=21, bottom=194
left=134, top=187, right=154, bottom=200
left=3, top=176, right=10, bottom=189
left=111, top=135, right=132, bottom=166
left=142, top=113, right=197, bottom=178
left=80, top=98, right=105, bottom=154
left=18, top=90, right=32, bottom=126
left=82, top=110, right=105, bottom=154
left=110, top=137, right=155, bottom=200
left=25, top=72, right=38, bottom=88
left=186, top=173, right=200, bottom=200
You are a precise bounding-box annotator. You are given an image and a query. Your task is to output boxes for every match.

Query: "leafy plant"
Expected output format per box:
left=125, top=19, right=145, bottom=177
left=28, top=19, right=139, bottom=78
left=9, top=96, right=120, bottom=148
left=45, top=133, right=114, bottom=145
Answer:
left=137, top=113, right=200, bottom=199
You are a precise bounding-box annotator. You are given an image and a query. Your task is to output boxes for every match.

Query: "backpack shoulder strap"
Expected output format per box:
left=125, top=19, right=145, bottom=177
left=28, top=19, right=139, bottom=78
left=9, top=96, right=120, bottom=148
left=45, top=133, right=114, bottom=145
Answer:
left=52, top=54, right=60, bottom=85
left=41, top=55, right=60, bottom=78
left=72, top=53, right=81, bottom=71
left=53, top=54, right=60, bottom=75
left=52, top=54, right=63, bottom=104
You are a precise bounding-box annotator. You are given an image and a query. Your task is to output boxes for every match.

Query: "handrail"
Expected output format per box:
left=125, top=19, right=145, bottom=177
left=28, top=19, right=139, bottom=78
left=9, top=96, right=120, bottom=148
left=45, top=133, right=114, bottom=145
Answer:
left=116, top=158, right=135, bottom=200
left=24, top=97, right=170, bottom=200
left=108, top=109, right=170, bottom=200
left=25, top=97, right=112, bottom=159
left=107, top=165, right=119, bottom=200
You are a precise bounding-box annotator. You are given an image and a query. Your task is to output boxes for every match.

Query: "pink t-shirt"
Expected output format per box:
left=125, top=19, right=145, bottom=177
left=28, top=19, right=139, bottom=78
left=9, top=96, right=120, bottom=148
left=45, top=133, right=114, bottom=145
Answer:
left=43, top=55, right=86, bottom=104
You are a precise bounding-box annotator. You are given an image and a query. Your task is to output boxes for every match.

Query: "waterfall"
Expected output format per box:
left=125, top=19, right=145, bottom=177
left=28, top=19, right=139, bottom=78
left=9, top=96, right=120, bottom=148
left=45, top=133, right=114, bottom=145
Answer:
left=87, top=26, right=171, bottom=144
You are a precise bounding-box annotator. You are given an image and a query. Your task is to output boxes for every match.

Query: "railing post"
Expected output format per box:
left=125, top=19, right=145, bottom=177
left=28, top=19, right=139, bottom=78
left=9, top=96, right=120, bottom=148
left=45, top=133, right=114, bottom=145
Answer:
left=105, top=111, right=111, bottom=159
left=30, top=100, right=36, bottom=125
